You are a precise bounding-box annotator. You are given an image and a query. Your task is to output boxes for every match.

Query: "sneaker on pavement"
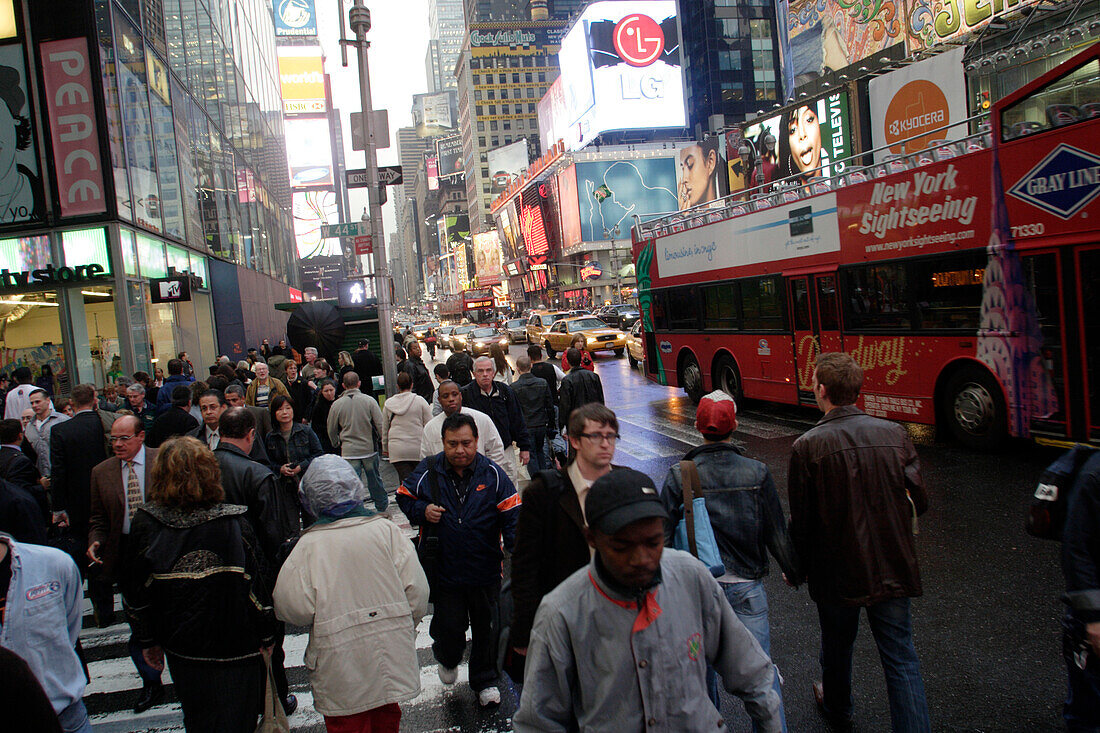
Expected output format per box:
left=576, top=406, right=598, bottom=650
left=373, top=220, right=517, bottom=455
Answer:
left=438, top=665, right=458, bottom=685
left=478, top=686, right=501, bottom=707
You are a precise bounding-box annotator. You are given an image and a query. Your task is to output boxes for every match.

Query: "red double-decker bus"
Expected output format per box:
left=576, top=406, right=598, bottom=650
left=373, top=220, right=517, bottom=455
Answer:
left=631, top=43, right=1100, bottom=449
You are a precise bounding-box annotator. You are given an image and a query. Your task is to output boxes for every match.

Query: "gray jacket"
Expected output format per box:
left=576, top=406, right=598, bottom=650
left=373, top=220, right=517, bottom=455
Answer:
left=513, top=549, right=782, bottom=732
left=327, top=388, right=383, bottom=459
left=24, top=411, right=67, bottom=477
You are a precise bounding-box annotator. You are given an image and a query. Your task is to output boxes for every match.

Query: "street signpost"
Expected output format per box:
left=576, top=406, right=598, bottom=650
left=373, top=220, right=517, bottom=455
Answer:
left=320, top=221, right=371, bottom=238
left=345, top=165, right=403, bottom=188
left=352, top=235, right=373, bottom=255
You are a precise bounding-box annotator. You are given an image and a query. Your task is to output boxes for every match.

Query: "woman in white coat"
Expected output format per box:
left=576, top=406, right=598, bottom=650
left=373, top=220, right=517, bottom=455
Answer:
left=274, top=455, right=429, bottom=733
left=381, top=371, right=434, bottom=482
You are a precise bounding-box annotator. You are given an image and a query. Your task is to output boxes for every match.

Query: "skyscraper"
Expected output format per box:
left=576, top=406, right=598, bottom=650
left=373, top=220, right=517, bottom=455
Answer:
left=428, top=0, right=466, bottom=92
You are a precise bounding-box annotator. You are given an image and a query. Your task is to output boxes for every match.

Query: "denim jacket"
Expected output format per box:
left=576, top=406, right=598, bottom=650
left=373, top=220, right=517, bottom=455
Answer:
left=661, top=442, right=799, bottom=582
left=265, top=423, right=324, bottom=475
left=0, top=535, right=85, bottom=714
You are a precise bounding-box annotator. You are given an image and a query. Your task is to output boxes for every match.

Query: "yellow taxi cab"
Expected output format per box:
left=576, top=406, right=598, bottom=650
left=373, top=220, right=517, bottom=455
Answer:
left=525, top=311, right=569, bottom=346
left=543, top=316, right=626, bottom=358
left=626, top=320, right=645, bottom=369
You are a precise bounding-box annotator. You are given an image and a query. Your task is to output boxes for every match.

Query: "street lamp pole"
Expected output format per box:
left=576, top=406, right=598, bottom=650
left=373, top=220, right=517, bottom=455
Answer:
left=348, top=2, right=397, bottom=396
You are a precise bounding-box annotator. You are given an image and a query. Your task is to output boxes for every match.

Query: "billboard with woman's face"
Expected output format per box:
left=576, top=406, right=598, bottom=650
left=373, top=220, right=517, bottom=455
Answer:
left=677, top=137, right=720, bottom=210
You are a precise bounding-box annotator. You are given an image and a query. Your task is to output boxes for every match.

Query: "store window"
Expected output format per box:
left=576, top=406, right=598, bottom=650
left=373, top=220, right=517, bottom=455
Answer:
left=115, top=7, right=164, bottom=234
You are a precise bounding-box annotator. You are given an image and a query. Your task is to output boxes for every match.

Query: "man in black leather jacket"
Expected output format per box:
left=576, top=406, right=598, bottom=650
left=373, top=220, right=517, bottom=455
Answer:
left=558, top=349, right=604, bottom=433
left=511, top=356, right=554, bottom=473
left=403, top=342, right=435, bottom=403
left=1062, top=450, right=1100, bottom=730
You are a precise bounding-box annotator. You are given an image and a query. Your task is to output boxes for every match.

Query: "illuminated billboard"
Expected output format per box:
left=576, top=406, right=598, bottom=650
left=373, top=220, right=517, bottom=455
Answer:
left=777, top=0, right=903, bottom=91
left=436, top=135, right=463, bottom=178
left=293, top=190, right=339, bottom=259
left=278, top=46, right=326, bottom=115
left=487, top=139, right=529, bottom=196
left=554, top=0, right=686, bottom=151
left=575, top=158, right=678, bottom=242
left=285, top=118, right=334, bottom=188
left=727, top=90, right=852, bottom=194
left=472, top=232, right=503, bottom=285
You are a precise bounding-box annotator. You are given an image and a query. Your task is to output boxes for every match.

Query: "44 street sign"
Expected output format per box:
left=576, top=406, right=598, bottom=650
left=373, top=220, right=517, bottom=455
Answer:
left=320, top=221, right=370, bottom=238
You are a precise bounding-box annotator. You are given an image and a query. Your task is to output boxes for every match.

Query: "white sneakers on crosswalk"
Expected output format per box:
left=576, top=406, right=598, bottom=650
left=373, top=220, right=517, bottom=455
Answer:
left=478, top=686, right=501, bottom=707
left=438, top=665, right=458, bottom=685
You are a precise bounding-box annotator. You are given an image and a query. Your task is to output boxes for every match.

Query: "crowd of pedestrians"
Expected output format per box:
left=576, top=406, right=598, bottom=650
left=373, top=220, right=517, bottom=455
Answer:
left=5, top=329, right=1098, bottom=733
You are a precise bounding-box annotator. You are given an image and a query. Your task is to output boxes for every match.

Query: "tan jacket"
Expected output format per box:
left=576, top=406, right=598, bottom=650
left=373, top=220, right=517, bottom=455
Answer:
left=273, top=515, right=429, bottom=716
left=381, top=391, right=433, bottom=462
left=244, top=377, right=289, bottom=407
left=326, top=388, right=383, bottom=458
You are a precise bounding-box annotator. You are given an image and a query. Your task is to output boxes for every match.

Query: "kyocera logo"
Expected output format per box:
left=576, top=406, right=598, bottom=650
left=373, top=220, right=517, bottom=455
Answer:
left=884, top=80, right=950, bottom=155
left=613, top=13, right=664, bottom=67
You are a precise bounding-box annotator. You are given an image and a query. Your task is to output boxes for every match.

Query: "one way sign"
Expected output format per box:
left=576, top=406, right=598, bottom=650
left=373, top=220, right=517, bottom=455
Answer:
left=346, top=166, right=403, bottom=188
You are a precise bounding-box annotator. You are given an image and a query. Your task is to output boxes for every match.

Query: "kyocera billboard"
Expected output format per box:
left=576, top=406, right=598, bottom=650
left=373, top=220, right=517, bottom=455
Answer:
left=555, top=0, right=686, bottom=151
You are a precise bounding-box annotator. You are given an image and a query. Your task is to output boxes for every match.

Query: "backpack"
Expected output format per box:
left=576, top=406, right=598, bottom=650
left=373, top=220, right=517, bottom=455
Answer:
left=1026, top=446, right=1098, bottom=541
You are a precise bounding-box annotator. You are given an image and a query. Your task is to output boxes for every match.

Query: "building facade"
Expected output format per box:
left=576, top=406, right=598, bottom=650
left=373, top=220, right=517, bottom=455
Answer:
left=0, top=0, right=297, bottom=391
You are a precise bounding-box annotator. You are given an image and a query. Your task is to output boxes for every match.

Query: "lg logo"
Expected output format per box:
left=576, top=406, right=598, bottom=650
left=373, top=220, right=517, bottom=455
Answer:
left=613, top=13, right=664, bottom=67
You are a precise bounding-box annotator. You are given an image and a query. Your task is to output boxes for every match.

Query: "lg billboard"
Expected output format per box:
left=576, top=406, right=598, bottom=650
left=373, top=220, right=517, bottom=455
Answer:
left=552, top=1, right=686, bottom=151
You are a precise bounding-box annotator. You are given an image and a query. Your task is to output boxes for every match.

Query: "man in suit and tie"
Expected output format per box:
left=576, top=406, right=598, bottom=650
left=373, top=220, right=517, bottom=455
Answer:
left=188, top=389, right=271, bottom=467
left=0, top=418, right=48, bottom=524
left=87, top=414, right=165, bottom=713
left=50, top=383, right=113, bottom=624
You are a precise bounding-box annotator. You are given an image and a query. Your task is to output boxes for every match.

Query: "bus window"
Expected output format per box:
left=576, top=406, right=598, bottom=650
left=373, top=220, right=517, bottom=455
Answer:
left=741, top=276, right=785, bottom=330
left=1081, top=249, right=1100, bottom=434
left=1001, top=58, right=1099, bottom=141
left=909, top=253, right=985, bottom=331
left=668, top=286, right=700, bottom=330
left=816, top=275, right=839, bottom=331
left=843, top=264, right=911, bottom=331
left=791, top=279, right=812, bottom=331
left=1023, top=252, right=1066, bottom=426
left=703, top=283, right=739, bottom=330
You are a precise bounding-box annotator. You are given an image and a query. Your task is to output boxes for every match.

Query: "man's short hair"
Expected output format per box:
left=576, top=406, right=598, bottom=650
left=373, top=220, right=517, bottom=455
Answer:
left=568, top=402, right=618, bottom=438
left=167, top=358, right=184, bottom=375
left=199, top=389, right=226, bottom=406
left=343, top=371, right=360, bottom=389
left=28, top=387, right=47, bottom=400
left=219, top=406, right=255, bottom=439
left=126, top=383, right=146, bottom=396
left=527, top=344, right=543, bottom=361
left=0, top=418, right=23, bottom=444
left=206, top=375, right=229, bottom=392
left=304, top=347, right=318, bottom=356
left=565, top=348, right=582, bottom=368
left=441, top=412, right=478, bottom=440
left=473, top=356, right=494, bottom=371
left=516, top=356, right=532, bottom=373
left=397, top=372, right=412, bottom=390
left=225, top=383, right=246, bottom=399
left=814, top=352, right=863, bottom=406
left=171, top=385, right=192, bottom=407
left=115, top=376, right=134, bottom=388
left=434, top=364, right=449, bottom=379
left=11, top=366, right=31, bottom=383
left=177, top=352, right=188, bottom=360
left=70, top=383, right=97, bottom=407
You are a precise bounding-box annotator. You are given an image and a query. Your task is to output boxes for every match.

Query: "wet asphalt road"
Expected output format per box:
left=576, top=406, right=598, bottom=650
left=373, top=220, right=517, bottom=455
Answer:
left=404, top=342, right=1067, bottom=733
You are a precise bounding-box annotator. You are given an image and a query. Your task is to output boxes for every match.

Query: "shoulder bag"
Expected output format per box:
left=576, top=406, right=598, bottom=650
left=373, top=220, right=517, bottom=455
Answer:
left=416, top=468, right=442, bottom=598
left=673, top=460, right=727, bottom=578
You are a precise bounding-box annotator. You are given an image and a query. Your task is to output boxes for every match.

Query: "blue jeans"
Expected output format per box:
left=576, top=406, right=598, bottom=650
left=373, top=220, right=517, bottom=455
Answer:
left=129, top=636, right=162, bottom=685
left=706, top=580, right=787, bottom=732
left=347, top=454, right=387, bottom=512
left=817, top=597, right=930, bottom=732
left=57, top=699, right=93, bottom=733
left=528, top=431, right=549, bottom=474
left=1064, top=610, right=1100, bottom=732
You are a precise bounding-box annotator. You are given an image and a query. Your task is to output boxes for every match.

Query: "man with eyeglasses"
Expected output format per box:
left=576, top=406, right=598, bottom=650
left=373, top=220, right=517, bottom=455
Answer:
left=557, top=348, right=604, bottom=434
left=510, top=403, right=620, bottom=681
left=86, top=415, right=165, bottom=714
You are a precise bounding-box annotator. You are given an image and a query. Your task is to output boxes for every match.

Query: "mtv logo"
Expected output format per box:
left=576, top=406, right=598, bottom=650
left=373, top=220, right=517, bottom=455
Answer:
left=1007, top=144, right=1100, bottom=220
left=159, top=280, right=181, bottom=299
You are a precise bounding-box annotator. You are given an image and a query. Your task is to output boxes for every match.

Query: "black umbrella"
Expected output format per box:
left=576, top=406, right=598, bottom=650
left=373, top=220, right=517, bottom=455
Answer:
left=286, top=301, right=346, bottom=361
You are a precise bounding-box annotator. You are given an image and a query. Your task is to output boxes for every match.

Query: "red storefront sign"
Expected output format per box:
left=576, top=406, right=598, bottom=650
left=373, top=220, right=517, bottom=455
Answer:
left=41, top=38, right=107, bottom=217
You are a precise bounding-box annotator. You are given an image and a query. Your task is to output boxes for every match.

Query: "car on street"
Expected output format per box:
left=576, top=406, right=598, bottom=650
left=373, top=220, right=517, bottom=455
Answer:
left=526, top=311, right=569, bottom=345
left=467, top=326, right=509, bottom=357
left=626, top=320, right=645, bottom=369
left=436, top=325, right=455, bottom=349
left=502, top=318, right=527, bottom=343
left=597, top=303, right=640, bottom=330
left=449, top=323, right=479, bottom=351
left=543, top=316, right=626, bottom=358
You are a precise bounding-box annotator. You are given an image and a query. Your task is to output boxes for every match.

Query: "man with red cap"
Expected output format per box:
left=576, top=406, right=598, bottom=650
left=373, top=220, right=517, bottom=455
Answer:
left=661, top=390, right=799, bottom=727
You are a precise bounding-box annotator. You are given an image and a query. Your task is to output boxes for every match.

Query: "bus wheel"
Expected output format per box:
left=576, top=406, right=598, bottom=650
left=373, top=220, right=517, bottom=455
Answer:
left=681, top=357, right=705, bottom=404
left=544, top=341, right=556, bottom=359
left=942, top=367, right=1007, bottom=450
left=714, top=355, right=742, bottom=405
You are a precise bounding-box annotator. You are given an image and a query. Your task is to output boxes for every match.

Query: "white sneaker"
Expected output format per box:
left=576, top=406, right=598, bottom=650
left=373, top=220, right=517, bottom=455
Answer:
left=478, top=686, right=501, bottom=707
left=438, top=666, right=458, bottom=685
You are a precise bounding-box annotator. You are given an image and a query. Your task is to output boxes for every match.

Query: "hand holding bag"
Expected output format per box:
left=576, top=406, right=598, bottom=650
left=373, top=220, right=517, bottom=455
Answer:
left=255, top=649, right=290, bottom=733
left=416, top=470, right=442, bottom=598
left=673, top=460, right=727, bottom=578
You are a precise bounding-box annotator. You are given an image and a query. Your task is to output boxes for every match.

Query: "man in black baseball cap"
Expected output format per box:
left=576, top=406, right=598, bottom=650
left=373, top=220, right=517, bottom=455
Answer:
left=515, top=467, right=783, bottom=732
